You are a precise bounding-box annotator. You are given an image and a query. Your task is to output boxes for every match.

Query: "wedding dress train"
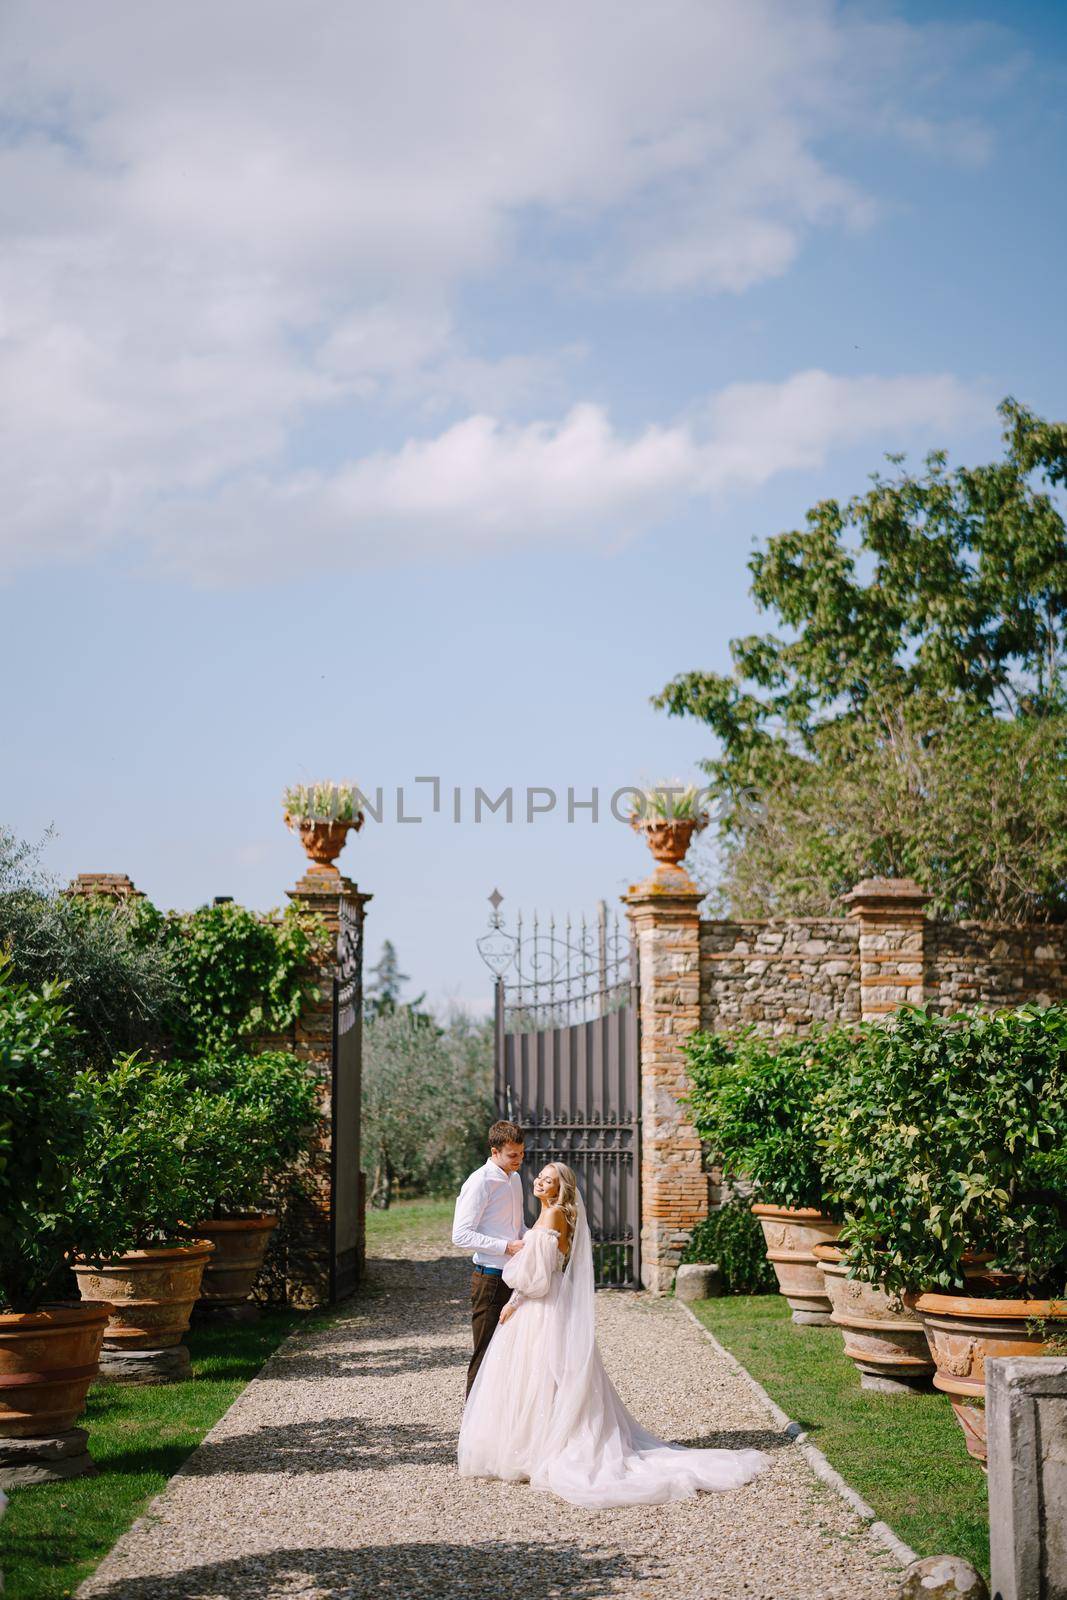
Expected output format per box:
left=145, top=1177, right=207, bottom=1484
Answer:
left=457, top=1198, right=769, bottom=1509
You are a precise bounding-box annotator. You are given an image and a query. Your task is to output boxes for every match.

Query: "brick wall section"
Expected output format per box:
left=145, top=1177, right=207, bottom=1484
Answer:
left=700, top=918, right=860, bottom=1035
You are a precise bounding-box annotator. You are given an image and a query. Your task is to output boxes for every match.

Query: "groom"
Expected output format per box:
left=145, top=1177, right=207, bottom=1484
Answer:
left=452, top=1119, right=527, bottom=1396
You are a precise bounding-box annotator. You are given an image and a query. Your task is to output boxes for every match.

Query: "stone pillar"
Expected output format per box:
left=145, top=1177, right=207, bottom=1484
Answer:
left=269, top=869, right=371, bottom=1309
left=987, top=1356, right=1067, bottom=1600
left=843, top=877, right=930, bottom=1020
left=624, top=863, right=706, bottom=1296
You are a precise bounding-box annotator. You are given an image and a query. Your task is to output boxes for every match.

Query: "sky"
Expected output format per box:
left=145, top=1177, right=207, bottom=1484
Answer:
left=2, top=0, right=1065, bottom=1014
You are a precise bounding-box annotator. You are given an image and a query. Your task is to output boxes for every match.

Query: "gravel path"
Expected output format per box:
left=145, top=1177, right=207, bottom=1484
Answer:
left=80, top=1222, right=902, bottom=1600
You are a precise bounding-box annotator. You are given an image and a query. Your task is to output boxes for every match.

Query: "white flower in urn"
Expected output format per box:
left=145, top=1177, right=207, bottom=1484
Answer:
left=282, top=781, right=365, bottom=873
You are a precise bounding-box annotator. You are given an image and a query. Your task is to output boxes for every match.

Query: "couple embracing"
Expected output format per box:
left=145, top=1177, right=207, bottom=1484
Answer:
left=451, top=1119, right=769, bottom=1509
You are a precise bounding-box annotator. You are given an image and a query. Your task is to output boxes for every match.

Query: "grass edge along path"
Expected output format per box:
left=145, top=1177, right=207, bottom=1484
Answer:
left=691, top=1293, right=990, bottom=1578
left=0, top=1309, right=319, bottom=1600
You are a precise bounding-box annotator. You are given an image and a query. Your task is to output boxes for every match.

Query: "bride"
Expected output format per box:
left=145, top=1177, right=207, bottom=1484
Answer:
left=457, top=1161, right=769, bottom=1508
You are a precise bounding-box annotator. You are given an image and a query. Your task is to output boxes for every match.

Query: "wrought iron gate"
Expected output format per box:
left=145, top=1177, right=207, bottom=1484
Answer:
left=330, top=897, right=363, bottom=1301
left=478, top=897, right=640, bottom=1288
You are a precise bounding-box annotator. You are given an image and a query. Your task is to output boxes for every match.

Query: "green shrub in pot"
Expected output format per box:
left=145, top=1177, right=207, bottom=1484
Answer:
left=177, top=1050, right=322, bottom=1218
left=683, top=1026, right=851, bottom=1212
left=817, top=1003, right=1067, bottom=1297
left=0, top=959, right=119, bottom=1311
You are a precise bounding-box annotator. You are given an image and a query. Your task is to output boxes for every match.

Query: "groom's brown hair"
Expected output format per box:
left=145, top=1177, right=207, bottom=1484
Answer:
left=488, top=1119, right=524, bottom=1149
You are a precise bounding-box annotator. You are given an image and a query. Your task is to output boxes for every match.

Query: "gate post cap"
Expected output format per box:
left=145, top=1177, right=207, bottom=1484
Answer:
left=843, top=878, right=930, bottom=918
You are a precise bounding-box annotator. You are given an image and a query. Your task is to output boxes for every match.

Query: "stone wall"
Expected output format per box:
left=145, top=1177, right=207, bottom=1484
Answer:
left=699, top=918, right=860, bottom=1034
left=699, top=880, right=1067, bottom=1034
left=634, top=874, right=1067, bottom=1286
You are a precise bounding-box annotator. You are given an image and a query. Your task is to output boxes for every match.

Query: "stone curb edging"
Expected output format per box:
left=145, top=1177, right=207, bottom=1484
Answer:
left=674, top=1299, right=919, bottom=1572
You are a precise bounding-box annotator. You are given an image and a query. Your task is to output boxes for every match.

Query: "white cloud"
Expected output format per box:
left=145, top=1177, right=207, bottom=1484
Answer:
left=146, top=371, right=986, bottom=582
left=0, top=2, right=1009, bottom=578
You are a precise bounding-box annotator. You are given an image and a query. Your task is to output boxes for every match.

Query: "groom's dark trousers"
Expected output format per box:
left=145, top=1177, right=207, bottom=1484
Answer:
left=467, top=1266, right=512, bottom=1397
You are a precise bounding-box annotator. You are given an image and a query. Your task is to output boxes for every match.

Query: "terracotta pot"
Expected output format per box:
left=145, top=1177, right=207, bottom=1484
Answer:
left=814, top=1244, right=934, bottom=1391
left=630, top=813, right=707, bottom=868
left=911, top=1292, right=1067, bottom=1466
left=73, top=1242, right=214, bottom=1350
left=193, top=1215, right=278, bottom=1316
left=751, top=1204, right=840, bottom=1324
left=0, top=1302, right=112, bottom=1438
left=285, top=813, right=363, bottom=874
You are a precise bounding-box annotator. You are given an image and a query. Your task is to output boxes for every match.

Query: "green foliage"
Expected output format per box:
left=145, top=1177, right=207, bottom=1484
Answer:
left=76, top=1050, right=323, bottom=1243
left=818, top=1005, right=1067, bottom=1298
left=654, top=400, right=1067, bottom=919
left=681, top=1197, right=777, bottom=1293
left=282, top=781, right=363, bottom=821
left=362, top=1006, right=494, bottom=1207
left=0, top=959, right=111, bottom=1310
left=130, top=899, right=329, bottom=1055
left=177, top=1051, right=321, bottom=1216
left=683, top=1027, right=848, bottom=1212
left=628, top=781, right=709, bottom=820
left=709, top=703, right=1067, bottom=923
left=0, top=829, right=177, bottom=1068
left=75, top=1057, right=229, bottom=1249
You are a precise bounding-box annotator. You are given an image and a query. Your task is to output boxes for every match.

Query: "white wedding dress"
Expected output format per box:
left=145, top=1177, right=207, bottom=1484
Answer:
left=457, top=1196, right=769, bottom=1508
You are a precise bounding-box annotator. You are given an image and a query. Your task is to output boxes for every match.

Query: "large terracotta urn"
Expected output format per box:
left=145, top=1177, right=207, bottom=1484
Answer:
left=285, top=814, right=363, bottom=875
left=814, top=1244, right=934, bottom=1391
left=193, top=1215, right=278, bottom=1321
left=751, top=1204, right=840, bottom=1323
left=910, top=1292, right=1067, bottom=1466
left=73, top=1241, right=214, bottom=1353
left=0, top=1303, right=112, bottom=1438
left=630, top=813, right=707, bottom=869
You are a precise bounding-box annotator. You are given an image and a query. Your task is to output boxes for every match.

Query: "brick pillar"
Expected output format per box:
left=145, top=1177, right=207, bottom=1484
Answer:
left=65, top=872, right=144, bottom=901
left=624, top=862, right=706, bottom=1295
left=278, top=868, right=371, bottom=1308
left=844, top=877, right=930, bottom=1020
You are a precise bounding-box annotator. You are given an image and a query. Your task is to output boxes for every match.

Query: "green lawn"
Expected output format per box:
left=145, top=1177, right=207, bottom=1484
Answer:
left=692, top=1294, right=990, bottom=1576
left=0, top=1311, right=310, bottom=1600
left=365, top=1196, right=453, bottom=1252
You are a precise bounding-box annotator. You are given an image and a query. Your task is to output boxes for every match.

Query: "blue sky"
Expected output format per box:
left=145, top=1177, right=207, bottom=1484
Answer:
left=2, top=0, right=1065, bottom=1012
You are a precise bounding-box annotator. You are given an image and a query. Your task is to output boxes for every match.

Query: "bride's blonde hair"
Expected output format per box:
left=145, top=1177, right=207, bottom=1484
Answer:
left=545, top=1162, right=579, bottom=1256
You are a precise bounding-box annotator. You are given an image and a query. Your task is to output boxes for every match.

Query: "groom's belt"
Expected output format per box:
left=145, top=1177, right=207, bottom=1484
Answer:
left=472, top=1263, right=505, bottom=1276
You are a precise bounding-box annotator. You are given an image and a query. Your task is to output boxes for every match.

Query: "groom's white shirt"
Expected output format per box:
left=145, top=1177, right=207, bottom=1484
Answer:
left=452, top=1158, right=526, bottom=1269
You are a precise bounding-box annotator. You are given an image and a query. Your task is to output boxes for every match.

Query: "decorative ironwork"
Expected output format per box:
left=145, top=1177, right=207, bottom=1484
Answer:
left=331, top=898, right=363, bottom=1301
left=478, top=891, right=641, bottom=1289
left=335, top=897, right=362, bottom=1037
left=477, top=891, right=632, bottom=1030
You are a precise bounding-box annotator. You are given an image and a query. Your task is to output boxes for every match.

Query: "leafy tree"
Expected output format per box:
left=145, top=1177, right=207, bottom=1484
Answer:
left=0, top=829, right=177, bottom=1068
left=717, top=705, right=1067, bottom=922
left=362, top=1005, right=493, bottom=1208
left=364, top=939, right=426, bottom=1020
left=655, top=401, right=1067, bottom=917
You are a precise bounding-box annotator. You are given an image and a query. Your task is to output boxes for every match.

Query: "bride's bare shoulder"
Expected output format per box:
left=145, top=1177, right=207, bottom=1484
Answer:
left=540, top=1205, right=570, bottom=1248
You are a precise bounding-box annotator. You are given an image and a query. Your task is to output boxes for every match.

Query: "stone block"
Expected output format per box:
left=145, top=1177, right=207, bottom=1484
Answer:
left=0, top=1428, right=95, bottom=1488
left=894, top=1555, right=988, bottom=1599
left=98, top=1344, right=191, bottom=1383
left=987, top=1356, right=1067, bottom=1600
left=674, top=1263, right=723, bottom=1302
